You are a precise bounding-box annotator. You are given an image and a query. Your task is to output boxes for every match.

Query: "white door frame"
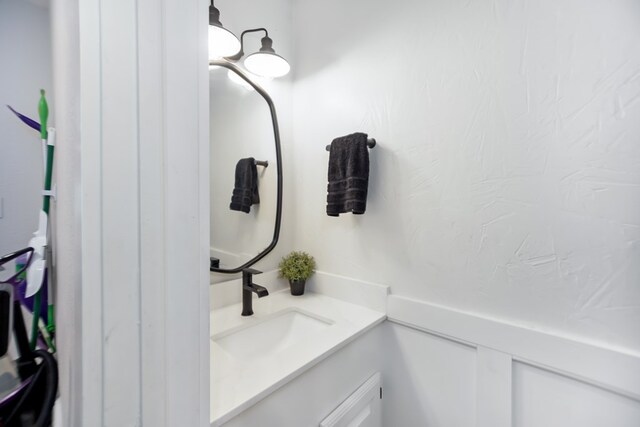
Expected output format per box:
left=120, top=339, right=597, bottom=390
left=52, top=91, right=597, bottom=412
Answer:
left=54, top=0, right=210, bottom=425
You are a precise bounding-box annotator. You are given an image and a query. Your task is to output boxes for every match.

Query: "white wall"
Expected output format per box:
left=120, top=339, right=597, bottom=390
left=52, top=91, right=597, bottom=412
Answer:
left=291, top=0, right=640, bottom=352
left=0, top=0, right=52, bottom=256
left=210, top=0, right=294, bottom=281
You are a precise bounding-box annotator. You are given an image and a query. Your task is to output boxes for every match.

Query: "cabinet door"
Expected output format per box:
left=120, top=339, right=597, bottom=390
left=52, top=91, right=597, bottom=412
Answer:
left=320, top=373, right=382, bottom=427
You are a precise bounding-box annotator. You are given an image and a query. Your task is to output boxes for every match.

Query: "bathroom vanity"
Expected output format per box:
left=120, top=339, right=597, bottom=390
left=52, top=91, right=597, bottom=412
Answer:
left=209, top=273, right=388, bottom=426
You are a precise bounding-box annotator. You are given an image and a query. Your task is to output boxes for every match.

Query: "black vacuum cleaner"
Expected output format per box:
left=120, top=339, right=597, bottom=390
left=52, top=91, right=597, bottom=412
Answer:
left=0, top=249, right=58, bottom=427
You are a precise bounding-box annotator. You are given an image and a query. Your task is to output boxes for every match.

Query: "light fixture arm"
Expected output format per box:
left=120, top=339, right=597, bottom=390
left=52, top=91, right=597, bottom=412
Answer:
left=226, top=28, right=270, bottom=61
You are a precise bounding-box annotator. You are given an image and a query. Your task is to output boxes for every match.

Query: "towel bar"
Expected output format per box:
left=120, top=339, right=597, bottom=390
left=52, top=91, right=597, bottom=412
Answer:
left=254, top=160, right=268, bottom=167
left=325, top=138, right=376, bottom=151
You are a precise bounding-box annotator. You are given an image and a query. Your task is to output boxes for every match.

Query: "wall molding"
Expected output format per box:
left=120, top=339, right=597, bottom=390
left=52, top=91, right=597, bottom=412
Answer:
left=388, top=295, right=640, bottom=402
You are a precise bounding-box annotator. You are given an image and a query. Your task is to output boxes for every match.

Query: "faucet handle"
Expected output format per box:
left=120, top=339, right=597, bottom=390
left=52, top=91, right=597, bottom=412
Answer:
left=243, top=268, right=262, bottom=276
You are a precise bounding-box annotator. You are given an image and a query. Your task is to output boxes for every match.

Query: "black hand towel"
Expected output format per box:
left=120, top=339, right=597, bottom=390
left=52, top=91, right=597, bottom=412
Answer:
left=230, top=157, right=260, bottom=213
left=326, top=132, right=369, bottom=216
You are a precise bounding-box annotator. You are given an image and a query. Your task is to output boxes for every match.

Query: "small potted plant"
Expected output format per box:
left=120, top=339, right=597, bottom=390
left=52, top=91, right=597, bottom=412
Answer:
left=278, top=251, right=316, bottom=296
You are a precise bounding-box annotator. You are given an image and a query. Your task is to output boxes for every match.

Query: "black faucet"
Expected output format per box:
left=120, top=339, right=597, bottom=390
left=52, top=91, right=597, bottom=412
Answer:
left=242, top=268, right=268, bottom=316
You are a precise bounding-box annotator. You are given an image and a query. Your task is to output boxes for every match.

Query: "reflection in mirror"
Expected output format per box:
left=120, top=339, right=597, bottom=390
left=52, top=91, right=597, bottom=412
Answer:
left=209, top=62, right=282, bottom=273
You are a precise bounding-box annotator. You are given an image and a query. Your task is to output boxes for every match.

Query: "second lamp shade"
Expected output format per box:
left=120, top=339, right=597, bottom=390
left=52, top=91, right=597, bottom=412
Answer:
left=244, top=52, right=290, bottom=78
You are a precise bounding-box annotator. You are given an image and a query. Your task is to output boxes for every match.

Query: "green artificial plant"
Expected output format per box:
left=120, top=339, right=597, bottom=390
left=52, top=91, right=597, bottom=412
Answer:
left=278, top=251, right=316, bottom=282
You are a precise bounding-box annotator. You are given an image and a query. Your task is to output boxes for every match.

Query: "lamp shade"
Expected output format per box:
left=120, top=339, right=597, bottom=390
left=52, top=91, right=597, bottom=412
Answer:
left=209, top=24, right=241, bottom=59
left=244, top=51, right=290, bottom=78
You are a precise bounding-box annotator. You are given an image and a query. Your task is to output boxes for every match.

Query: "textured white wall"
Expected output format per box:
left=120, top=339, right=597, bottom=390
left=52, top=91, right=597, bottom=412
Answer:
left=210, top=0, right=294, bottom=281
left=0, top=0, right=52, bottom=256
left=291, top=0, right=640, bottom=352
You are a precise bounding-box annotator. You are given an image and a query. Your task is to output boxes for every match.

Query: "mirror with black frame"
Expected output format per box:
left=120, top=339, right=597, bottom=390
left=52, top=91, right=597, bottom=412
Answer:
left=209, top=61, right=282, bottom=275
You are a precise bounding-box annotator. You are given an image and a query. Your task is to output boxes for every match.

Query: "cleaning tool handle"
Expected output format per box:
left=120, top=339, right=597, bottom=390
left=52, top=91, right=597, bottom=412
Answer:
left=38, top=89, right=48, bottom=140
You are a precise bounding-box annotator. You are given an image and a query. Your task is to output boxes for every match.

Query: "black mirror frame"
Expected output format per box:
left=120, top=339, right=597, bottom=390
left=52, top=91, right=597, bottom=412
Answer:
left=209, top=60, right=283, bottom=274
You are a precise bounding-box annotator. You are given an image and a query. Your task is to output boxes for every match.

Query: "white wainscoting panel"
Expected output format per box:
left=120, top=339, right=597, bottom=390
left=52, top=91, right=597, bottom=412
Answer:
left=513, top=362, right=640, bottom=427
left=476, top=347, right=511, bottom=427
left=383, top=323, right=477, bottom=427
left=387, top=295, right=640, bottom=427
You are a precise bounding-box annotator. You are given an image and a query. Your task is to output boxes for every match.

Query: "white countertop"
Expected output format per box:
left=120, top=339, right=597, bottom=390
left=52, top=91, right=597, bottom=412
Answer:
left=210, top=289, right=386, bottom=426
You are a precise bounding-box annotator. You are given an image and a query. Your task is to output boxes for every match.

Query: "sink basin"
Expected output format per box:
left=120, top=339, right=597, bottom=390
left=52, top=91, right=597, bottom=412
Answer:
left=212, top=309, right=333, bottom=361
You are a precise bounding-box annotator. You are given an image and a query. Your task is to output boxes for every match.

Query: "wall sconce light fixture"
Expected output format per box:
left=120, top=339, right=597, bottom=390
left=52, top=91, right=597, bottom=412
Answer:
left=208, top=1, right=290, bottom=79
left=227, top=29, right=290, bottom=78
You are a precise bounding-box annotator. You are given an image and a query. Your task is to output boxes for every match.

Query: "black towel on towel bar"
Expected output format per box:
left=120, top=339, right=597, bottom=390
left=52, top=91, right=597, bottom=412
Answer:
left=230, top=157, right=260, bottom=213
left=326, top=132, right=369, bottom=216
